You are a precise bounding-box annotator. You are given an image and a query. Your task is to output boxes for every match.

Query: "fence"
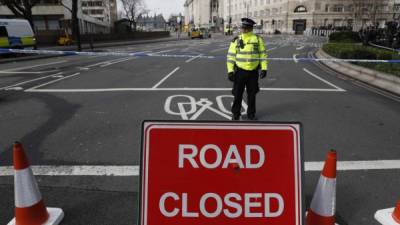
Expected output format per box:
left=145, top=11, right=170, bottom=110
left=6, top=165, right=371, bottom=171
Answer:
left=304, top=29, right=337, bottom=37
left=35, top=31, right=170, bottom=46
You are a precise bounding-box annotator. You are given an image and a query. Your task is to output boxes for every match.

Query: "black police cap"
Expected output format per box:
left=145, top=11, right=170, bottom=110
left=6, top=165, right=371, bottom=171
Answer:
left=241, top=18, right=256, bottom=28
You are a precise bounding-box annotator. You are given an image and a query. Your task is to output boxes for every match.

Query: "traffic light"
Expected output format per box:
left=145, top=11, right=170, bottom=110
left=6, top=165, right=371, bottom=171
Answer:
left=272, top=19, right=275, bottom=25
left=261, top=19, right=264, bottom=26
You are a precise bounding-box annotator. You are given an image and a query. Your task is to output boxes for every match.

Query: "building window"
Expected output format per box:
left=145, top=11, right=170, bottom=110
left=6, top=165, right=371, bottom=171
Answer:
left=345, top=5, right=353, bottom=12
left=315, top=3, right=321, bottom=11
left=325, top=4, right=329, bottom=12
left=294, top=5, right=307, bottom=13
left=332, top=4, right=344, bottom=12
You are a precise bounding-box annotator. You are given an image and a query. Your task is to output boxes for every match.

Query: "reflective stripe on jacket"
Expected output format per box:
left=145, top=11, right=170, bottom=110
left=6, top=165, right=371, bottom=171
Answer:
left=227, top=32, right=268, bottom=73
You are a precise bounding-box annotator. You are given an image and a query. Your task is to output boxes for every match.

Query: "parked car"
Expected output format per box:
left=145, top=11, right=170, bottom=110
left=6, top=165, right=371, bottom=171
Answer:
left=0, top=19, right=36, bottom=49
left=190, top=28, right=201, bottom=39
left=190, top=28, right=212, bottom=39
left=199, top=28, right=211, bottom=39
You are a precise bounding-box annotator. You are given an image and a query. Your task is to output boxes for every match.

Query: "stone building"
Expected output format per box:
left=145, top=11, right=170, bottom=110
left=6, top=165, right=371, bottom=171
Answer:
left=137, top=14, right=166, bottom=31
left=81, top=0, right=118, bottom=28
left=187, top=0, right=400, bottom=34
left=0, top=0, right=113, bottom=33
left=184, top=0, right=224, bottom=31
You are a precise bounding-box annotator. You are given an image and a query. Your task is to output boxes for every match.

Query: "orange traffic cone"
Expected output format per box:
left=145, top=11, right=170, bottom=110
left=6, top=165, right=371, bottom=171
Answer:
left=307, top=150, right=337, bottom=225
left=8, top=142, right=64, bottom=225
left=375, top=200, right=400, bottom=225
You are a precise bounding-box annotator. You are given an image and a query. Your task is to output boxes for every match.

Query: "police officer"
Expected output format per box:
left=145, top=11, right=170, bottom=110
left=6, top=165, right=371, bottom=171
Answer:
left=227, top=18, right=268, bottom=121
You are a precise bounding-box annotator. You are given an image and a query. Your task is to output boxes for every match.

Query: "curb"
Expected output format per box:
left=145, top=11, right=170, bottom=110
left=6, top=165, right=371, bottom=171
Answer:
left=316, top=49, right=400, bottom=95
left=0, top=36, right=187, bottom=64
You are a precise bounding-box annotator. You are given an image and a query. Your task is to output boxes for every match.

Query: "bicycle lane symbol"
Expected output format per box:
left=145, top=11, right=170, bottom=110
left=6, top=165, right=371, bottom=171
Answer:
left=164, top=95, right=248, bottom=120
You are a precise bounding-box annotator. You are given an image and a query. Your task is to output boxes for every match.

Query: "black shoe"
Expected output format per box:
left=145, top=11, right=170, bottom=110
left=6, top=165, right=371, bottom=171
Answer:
left=232, top=115, right=240, bottom=121
left=247, top=114, right=257, bottom=121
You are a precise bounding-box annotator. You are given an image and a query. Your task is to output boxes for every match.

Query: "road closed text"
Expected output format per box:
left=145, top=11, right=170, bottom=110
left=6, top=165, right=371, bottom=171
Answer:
left=159, top=192, right=284, bottom=218
left=157, top=144, right=285, bottom=219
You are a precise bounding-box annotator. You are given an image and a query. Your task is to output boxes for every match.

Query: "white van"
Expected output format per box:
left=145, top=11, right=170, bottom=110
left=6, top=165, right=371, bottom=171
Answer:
left=0, top=19, right=36, bottom=49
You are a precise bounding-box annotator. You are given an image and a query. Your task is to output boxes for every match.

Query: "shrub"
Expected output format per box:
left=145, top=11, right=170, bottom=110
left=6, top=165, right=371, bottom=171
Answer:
left=329, top=31, right=361, bottom=43
left=376, top=52, right=393, bottom=60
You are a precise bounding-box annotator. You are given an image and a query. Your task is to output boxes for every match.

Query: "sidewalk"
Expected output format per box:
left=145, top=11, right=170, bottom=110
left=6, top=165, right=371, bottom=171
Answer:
left=315, top=49, right=400, bottom=95
left=0, top=35, right=189, bottom=64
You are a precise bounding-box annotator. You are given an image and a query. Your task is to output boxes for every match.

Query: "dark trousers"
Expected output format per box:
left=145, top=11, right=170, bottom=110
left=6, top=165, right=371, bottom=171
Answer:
left=231, top=68, right=259, bottom=117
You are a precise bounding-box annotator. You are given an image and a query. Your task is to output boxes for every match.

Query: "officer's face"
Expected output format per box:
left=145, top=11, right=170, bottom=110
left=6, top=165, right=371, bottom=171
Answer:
left=241, top=27, right=252, bottom=33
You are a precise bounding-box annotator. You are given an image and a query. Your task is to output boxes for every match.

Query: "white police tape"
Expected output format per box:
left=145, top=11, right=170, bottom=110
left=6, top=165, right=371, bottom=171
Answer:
left=1, top=48, right=400, bottom=63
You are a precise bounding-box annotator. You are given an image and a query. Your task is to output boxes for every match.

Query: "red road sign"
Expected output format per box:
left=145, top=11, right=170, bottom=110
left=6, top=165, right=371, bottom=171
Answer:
left=140, top=121, right=304, bottom=225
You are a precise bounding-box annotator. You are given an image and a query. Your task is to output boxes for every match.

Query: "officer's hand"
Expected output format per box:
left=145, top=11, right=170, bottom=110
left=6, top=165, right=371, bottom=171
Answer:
left=228, top=72, right=235, bottom=82
left=260, top=70, right=267, bottom=79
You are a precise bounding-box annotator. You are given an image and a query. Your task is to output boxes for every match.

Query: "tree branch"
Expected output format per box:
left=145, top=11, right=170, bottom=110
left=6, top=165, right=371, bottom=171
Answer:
left=61, top=0, right=72, bottom=12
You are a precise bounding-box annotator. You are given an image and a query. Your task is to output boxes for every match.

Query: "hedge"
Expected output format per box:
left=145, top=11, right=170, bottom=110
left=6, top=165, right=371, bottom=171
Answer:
left=328, top=31, right=361, bottom=43
left=323, top=43, right=400, bottom=76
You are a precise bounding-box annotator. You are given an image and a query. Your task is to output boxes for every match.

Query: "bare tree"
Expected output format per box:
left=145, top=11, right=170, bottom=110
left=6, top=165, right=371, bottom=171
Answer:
left=0, top=0, right=40, bottom=28
left=120, top=0, right=147, bottom=31
left=352, top=0, right=387, bottom=30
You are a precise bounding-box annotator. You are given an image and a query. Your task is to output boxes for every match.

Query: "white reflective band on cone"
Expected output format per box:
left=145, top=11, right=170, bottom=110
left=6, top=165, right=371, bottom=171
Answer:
left=14, top=168, right=42, bottom=208
left=310, top=176, right=336, bottom=217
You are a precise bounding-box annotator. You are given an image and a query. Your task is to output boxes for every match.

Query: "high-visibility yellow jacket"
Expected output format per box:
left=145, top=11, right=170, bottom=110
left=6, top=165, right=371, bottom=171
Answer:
left=227, top=32, right=268, bottom=73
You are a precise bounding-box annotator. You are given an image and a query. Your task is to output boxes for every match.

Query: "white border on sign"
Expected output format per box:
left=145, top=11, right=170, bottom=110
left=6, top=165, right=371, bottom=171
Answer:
left=141, top=122, right=302, bottom=225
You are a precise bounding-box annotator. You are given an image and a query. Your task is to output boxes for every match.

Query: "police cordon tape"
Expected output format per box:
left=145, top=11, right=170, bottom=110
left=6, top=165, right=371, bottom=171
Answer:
left=1, top=48, right=400, bottom=63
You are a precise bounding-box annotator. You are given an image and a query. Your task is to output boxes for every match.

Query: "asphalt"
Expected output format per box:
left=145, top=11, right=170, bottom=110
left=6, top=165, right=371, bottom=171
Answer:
left=0, top=34, right=399, bottom=225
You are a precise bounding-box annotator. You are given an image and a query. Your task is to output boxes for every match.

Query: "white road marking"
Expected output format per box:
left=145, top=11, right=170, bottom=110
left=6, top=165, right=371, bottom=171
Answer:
left=0, top=70, right=59, bottom=74
left=185, top=54, right=202, bottom=63
left=25, top=72, right=81, bottom=91
left=0, top=160, right=398, bottom=176
left=0, top=72, right=63, bottom=91
left=266, top=47, right=277, bottom=51
left=151, top=49, right=177, bottom=54
left=99, top=57, right=134, bottom=67
left=85, top=57, right=128, bottom=68
left=296, top=46, right=305, bottom=50
left=25, top=87, right=346, bottom=93
left=2, top=60, right=67, bottom=72
left=293, top=54, right=299, bottom=63
left=152, top=67, right=180, bottom=89
left=5, top=87, right=23, bottom=91
left=303, top=68, right=346, bottom=91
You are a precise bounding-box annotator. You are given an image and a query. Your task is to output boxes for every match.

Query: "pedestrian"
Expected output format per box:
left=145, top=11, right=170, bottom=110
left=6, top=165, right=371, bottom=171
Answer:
left=227, top=18, right=268, bottom=121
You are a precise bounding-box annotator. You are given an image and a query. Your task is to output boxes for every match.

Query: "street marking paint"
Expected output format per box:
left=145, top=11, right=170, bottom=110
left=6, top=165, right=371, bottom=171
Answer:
left=2, top=60, right=68, bottom=72
left=164, top=95, right=248, bottom=120
left=0, top=160, right=399, bottom=176
left=25, top=72, right=81, bottom=91
left=0, top=72, right=63, bottom=91
left=303, top=68, right=346, bottom=91
left=296, top=46, right=305, bottom=50
left=99, top=57, right=134, bottom=67
left=293, top=54, right=299, bottom=63
left=152, top=67, right=180, bottom=89
left=0, top=70, right=59, bottom=74
left=151, top=49, right=177, bottom=54
left=5, top=87, right=23, bottom=91
left=267, top=47, right=277, bottom=51
left=185, top=54, right=202, bottom=63
left=86, top=57, right=132, bottom=68
left=24, top=87, right=346, bottom=93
